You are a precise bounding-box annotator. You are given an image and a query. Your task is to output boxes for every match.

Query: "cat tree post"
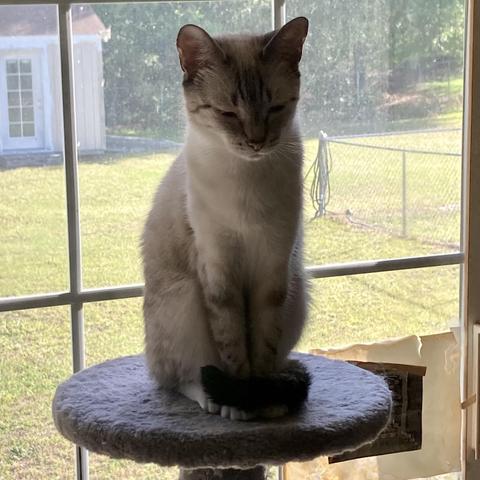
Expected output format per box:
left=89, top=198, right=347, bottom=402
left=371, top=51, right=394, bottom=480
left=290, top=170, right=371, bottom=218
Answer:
left=52, top=353, right=392, bottom=480
left=179, top=466, right=265, bottom=479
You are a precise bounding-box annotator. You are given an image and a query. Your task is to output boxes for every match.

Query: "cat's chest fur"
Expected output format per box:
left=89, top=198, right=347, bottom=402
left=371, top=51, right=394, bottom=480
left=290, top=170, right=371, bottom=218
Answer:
left=184, top=145, right=302, bottom=280
left=186, top=146, right=301, bottom=232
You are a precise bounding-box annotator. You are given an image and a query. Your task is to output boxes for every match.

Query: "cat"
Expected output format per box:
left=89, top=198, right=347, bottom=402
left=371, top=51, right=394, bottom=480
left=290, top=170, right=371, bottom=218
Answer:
left=142, top=17, right=309, bottom=421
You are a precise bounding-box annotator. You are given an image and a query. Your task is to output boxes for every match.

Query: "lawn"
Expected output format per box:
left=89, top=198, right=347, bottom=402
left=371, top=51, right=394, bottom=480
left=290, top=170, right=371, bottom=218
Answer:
left=0, top=129, right=462, bottom=479
left=316, top=129, right=462, bottom=248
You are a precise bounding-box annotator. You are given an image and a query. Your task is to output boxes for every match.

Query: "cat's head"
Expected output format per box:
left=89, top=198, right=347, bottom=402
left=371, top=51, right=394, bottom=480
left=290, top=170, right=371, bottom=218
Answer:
left=177, top=17, right=308, bottom=161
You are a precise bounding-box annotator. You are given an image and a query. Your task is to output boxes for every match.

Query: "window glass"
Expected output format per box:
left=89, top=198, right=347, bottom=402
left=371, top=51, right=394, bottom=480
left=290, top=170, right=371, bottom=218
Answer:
left=0, top=5, right=68, bottom=297
left=288, top=0, right=465, bottom=264
left=76, top=1, right=271, bottom=288
left=299, top=265, right=459, bottom=351
left=0, top=3, right=467, bottom=479
left=0, top=307, right=75, bottom=479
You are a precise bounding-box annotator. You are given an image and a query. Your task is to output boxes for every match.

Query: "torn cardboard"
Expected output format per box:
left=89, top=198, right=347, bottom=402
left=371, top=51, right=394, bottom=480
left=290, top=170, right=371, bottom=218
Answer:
left=284, top=332, right=460, bottom=480
left=330, top=361, right=425, bottom=463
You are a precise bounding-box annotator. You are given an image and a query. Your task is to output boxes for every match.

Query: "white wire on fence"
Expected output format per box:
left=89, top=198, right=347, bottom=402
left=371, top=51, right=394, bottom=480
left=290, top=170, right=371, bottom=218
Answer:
left=308, top=128, right=462, bottom=247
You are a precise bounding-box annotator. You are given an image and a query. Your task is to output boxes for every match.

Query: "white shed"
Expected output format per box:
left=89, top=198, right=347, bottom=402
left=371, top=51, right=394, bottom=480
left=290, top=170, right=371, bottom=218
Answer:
left=0, top=5, right=109, bottom=155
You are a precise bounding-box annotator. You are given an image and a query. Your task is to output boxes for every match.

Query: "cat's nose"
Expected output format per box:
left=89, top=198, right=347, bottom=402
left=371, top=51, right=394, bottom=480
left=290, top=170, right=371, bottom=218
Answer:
left=246, top=140, right=264, bottom=152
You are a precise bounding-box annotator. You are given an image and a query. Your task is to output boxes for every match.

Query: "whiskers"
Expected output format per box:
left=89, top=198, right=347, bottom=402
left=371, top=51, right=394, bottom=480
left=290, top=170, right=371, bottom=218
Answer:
left=268, top=137, right=304, bottom=164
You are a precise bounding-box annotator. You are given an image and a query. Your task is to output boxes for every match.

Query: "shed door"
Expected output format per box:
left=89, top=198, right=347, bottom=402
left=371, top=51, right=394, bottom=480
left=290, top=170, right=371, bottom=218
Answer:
left=0, top=54, right=44, bottom=150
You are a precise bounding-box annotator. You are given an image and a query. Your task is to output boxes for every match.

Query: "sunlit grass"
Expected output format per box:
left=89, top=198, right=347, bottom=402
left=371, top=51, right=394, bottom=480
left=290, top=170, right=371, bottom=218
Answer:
left=418, top=77, right=464, bottom=99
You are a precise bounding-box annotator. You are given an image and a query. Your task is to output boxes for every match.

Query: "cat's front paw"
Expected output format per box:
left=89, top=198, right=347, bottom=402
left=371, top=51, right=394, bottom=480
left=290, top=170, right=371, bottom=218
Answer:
left=206, top=399, right=220, bottom=414
left=217, top=404, right=288, bottom=421
left=220, top=405, right=256, bottom=421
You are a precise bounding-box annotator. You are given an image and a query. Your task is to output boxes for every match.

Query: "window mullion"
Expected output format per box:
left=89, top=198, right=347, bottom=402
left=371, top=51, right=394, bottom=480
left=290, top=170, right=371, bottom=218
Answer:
left=272, top=0, right=286, bottom=29
left=58, top=3, right=88, bottom=480
left=58, top=0, right=84, bottom=384
left=308, top=252, right=464, bottom=278
left=272, top=4, right=286, bottom=480
left=463, top=0, right=480, bottom=475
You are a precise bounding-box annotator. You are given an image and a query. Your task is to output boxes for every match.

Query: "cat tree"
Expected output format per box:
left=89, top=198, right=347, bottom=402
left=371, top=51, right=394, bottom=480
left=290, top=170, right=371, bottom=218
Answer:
left=52, top=353, right=392, bottom=479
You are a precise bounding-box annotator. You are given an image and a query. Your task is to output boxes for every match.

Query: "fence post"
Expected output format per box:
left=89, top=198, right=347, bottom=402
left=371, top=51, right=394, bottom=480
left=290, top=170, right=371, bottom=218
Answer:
left=402, top=151, right=407, bottom=237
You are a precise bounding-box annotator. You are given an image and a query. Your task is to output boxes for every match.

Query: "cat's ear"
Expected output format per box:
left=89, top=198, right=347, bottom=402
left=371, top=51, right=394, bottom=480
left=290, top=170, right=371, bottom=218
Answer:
left=177, top=24, right=223, bottom=78
left=263, top=17, right=308, bottom=68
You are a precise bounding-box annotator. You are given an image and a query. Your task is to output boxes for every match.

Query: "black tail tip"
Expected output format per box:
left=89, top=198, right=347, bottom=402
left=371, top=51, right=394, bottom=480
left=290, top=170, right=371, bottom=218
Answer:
left=200, top=360, right=311, bottom=412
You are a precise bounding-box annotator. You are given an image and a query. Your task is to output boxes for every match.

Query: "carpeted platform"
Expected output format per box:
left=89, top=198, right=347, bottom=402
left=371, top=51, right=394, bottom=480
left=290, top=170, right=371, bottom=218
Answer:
left=52, top=353, right=392, bottom=470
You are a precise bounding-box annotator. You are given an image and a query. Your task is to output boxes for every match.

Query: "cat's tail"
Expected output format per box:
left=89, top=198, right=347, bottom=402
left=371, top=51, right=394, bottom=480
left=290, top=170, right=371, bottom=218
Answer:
left=200, top=359, right=311, bottom=412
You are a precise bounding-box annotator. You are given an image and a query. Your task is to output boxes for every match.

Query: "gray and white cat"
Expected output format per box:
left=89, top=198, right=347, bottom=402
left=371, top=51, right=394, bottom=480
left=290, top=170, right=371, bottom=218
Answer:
left=142, top=17, right=309, bottom=421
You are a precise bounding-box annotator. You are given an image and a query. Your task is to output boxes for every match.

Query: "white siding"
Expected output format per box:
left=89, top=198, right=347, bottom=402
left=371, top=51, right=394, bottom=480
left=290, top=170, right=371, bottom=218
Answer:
left=0, top=35, right=106, bottom=153
left=73, top=39, right=106, bottom=152
left=47, top=42, right=63, bottom=151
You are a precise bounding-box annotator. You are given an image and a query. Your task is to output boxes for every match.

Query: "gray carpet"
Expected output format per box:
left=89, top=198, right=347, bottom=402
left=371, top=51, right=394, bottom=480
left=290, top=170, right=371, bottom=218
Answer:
left=52, top=353, right=392, bottom=469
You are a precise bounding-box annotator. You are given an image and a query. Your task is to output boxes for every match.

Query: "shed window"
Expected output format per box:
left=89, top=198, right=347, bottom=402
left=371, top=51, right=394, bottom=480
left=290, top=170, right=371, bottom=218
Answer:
left=6, top=59, right=35, bottom=138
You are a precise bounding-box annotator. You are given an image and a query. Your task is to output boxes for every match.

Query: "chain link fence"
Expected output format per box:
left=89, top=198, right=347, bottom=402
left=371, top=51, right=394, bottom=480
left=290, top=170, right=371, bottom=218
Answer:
left=308, top=128, right=462, bottom=248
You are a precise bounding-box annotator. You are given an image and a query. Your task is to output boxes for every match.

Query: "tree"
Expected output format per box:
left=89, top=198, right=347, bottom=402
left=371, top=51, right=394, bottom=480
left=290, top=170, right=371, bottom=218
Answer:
left=388, top=0, right=464, bottom=89
left=94, top=0, right=465, bottom=139
left=95, top=1, right=271, bottom=140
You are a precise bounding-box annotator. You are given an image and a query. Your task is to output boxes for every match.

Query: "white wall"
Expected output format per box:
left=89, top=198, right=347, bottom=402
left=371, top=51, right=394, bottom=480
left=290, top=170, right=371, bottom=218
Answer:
left=0, top=34, right=106, bottom=153
left=72, top=38, right=106, bottom=152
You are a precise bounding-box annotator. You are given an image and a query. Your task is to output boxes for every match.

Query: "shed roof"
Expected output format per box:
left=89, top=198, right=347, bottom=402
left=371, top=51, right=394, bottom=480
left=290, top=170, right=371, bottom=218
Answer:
left=0, top=5, right=108, bottom=38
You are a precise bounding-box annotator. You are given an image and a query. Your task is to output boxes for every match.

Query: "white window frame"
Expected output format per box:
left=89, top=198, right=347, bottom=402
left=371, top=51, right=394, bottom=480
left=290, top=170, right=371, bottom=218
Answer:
left=0, top=0, right=477, bottom=479
left=461, top=0, right=480, bottom=476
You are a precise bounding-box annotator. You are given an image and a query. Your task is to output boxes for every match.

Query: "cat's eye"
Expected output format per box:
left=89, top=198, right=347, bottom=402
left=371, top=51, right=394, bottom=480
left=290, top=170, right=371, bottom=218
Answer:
left=268, top=105, right=286, bottom=114
left=217, top=109, right=237, bottom=118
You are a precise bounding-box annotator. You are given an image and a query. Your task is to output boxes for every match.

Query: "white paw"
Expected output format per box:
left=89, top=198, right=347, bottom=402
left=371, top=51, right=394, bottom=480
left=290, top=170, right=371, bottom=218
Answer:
left=179, top=382, right=209, bottom=410
left=179, top=383, right=255, bottom=420
left=220, top=405, right=256, bottom=421
left=207, top=399, right=220, bottom=414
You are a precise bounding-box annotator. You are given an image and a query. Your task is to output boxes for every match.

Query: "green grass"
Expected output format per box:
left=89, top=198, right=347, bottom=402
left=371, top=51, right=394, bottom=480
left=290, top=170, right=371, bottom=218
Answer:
left=314, top=129, right=462, bottom=248
left=0, top=130, right=462, bottom=479
left=385, top=75, right=464, bottom=125
left=418, top=77, right=464, bottom=100
left=379, top=110, right=462, bottom=132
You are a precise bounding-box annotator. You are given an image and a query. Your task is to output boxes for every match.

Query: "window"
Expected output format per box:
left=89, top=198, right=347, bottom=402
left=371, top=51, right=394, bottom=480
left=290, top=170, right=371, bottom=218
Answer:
left=6, top=59, right=36, bottom=138
left=0, top=1, right=479, bottom=479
